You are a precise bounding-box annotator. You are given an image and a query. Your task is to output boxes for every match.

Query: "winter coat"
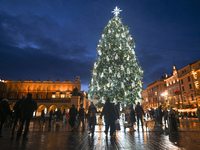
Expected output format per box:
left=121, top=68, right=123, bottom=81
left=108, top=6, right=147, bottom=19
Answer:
left=130, top=109, right=136, bottom=123
left=69, top=107, right=77, bottom=117
left=88, top=104, right=97, bottom=118
left=101, top=102, right=118, bottom=122
left=13, top=99, right=24, bottom=117
left=135, top=105, right=144, bottom=118
left=0, top=100, right=12, bottom=121
left=78, top=108, right=85, bottom=117
left=20, top=97, right=37, bottom=119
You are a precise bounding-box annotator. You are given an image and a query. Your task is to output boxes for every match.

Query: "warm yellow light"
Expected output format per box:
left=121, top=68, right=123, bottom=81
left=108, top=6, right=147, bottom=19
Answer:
left=52, top=95, right=55, bottom=98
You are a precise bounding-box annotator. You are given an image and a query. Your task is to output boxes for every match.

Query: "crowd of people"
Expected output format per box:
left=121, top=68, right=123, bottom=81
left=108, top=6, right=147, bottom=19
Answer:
left=0, top=93, right=37, bottom=140
left=2, top=94, right=200, bottom=140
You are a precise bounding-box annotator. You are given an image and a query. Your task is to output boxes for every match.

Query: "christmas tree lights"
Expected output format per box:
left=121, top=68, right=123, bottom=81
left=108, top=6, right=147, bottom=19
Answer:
left=88, top=7, right=143, bottom=105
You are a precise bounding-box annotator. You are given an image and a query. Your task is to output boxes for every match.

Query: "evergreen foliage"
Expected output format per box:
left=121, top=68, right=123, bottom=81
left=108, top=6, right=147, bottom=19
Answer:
left=88, top=10, right=143, bottom=105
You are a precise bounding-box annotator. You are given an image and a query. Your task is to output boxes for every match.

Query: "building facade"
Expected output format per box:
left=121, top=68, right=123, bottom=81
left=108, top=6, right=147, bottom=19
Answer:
left=178, top=62, right=198, bottom=108
left=142, top=60, right=200, bottom=110
left=0, top=77, right=90, bottom=115
left=165, top=65, right=181, bottom=108
left=146, top=78, right=166, bottom=109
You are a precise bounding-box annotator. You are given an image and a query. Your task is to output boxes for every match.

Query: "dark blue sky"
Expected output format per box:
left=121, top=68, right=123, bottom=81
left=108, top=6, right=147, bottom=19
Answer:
left=0, top=0, right=200, bottom=92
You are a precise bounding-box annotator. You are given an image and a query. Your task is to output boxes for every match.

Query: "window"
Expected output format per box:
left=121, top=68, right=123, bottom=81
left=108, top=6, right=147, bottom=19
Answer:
left=182, top=86, right=185, bottom=91
left=191, top=94, right=194, bottom=101
left=181, top=79, right=183, bottom=84
left=188, top=76, right=190, bottom=82
left=189, top=84, right=192, bottom=89
left=61, top=94, right=65, bottom=98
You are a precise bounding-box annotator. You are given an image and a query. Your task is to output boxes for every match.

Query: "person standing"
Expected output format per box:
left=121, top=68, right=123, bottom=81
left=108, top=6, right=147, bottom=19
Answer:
left=88, top=102, right=97, bottom=137
left=10, top=96, right=25, bottom=139
left=163, top=107, right=168, bottom=126
left=49, top=110, right=54, bottom=127
left=158, top=105, right=164, bottom=126
left=40, top=109, right=45, bottom=124
left=0, top=98, right=12, bottom=138
left=69, top=104, right=77, bottom=131
left=78, top=104, right=85, bottom=131
left=100, top=98, right=118, bottom=137
left=62, top=109, right=66, bottom=123
left=135, top=102, right=144, bottom=131
left=16, top=93, right=37, bottom=140
left=129, top=104, right=136, bottom=131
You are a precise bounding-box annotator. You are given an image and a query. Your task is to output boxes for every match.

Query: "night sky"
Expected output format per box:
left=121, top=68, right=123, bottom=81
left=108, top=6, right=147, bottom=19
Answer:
left=0, top=0, right=200, bottom=92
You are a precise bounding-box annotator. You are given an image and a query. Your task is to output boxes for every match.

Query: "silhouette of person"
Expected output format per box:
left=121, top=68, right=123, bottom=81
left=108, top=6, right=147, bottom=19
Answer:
left=16, top=93, right=37, bottom=140
left=10, top=96, right=25, bottom=139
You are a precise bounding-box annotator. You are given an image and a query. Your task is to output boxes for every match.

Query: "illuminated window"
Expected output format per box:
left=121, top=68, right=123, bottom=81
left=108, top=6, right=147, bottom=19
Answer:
left=61, top=94, right=65, bottom=98
left=52, top=94, right=55, bottom=98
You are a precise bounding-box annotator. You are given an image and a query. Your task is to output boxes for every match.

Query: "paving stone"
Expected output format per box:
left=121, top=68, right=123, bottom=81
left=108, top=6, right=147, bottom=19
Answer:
left=0, top=118, right=200, bottom=150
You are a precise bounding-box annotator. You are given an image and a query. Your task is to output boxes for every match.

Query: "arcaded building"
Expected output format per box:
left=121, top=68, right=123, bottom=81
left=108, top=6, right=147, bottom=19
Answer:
left=0, top=77, right=90, bottom=115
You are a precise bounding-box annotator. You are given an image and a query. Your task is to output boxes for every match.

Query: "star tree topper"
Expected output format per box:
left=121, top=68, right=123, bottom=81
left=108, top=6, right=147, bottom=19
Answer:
left=112, top=6, right=122, bottom=16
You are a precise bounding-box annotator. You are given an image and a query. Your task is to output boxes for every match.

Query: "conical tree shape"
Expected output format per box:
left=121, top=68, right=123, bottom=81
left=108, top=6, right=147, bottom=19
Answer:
left=88, top=7, right=143, bottom=105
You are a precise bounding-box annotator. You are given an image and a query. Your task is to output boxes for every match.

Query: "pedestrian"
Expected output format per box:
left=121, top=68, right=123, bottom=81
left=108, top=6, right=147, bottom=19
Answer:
left=100, top=98, right=118, bottom=137
left=40, top=109, right=45, bottom=124
left=168, top=108, right=178, bottom=131
left=158, top=105, right=164, bottom=126
left=10, top=96, right=25, bottom=139
left=55, top=109, right=61, bottom=124
left=135, top=102, right=144, bottom=131
left=63, top=109, right=66, bottom=123
left=88, top=102, right=97, bottom=137
left=49, top=110, right=53, bottom=127
left=197, top=108, right=200, bottom=121
left=78, top=104, right=85, bottom=131
left=69, top=104, right=77, bottom=131
left=129, top=104, right=136, bottom=131
left=163, top=107, right=168, bottom=126
left=0, top=98, right=12, bottom=138
left=16, top=93, right=37, bottom=140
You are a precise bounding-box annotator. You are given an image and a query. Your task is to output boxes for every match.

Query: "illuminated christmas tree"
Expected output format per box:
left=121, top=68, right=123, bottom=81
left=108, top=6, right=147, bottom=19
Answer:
left=88, top=7, right=143, bottom=105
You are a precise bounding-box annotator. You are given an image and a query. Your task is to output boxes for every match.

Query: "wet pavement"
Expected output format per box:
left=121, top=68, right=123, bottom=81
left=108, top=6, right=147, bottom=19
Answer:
left=0, top=117, right=200, bottom=150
